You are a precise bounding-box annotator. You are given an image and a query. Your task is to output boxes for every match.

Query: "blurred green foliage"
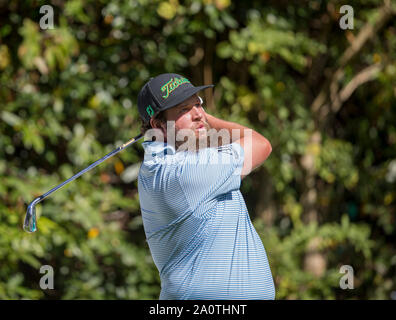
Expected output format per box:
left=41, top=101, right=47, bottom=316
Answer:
left=0, top=0, right=395, bottom=299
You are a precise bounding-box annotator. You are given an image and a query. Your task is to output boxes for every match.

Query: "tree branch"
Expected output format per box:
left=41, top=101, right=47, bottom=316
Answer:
left=310, top=1, right=395, bottom=123
left=331, top=63, right=383, bottom=113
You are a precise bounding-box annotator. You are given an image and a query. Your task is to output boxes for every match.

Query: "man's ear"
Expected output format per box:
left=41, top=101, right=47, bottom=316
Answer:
left=150, top=117, right=166, bottom=135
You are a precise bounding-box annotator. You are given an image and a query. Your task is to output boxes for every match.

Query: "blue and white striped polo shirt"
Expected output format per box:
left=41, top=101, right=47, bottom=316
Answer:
left=137, top=140, right=275, bottom=300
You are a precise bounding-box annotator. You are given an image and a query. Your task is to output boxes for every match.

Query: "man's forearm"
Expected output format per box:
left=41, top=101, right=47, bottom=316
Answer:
left=205, top=113, right=272, bottom=176
left=206, top=113, right=250, bottom=143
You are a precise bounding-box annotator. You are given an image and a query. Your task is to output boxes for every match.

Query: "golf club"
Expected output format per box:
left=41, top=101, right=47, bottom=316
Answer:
left=23, top=133, right=144, bottom=233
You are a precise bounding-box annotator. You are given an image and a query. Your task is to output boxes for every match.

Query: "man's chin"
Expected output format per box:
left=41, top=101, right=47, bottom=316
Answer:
left=174, top=124, right=220, bottom=152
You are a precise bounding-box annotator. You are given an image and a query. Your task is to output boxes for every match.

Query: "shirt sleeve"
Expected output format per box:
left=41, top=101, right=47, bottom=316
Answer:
left=176, top=142, right=245, bottom=212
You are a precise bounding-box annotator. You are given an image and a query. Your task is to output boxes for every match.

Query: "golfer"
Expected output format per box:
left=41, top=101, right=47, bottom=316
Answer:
left=137, top=73, right=275, bottom=300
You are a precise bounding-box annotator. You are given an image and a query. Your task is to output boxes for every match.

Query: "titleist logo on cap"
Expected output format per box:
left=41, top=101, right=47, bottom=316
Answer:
left=161, top=77, right=191, bottom=99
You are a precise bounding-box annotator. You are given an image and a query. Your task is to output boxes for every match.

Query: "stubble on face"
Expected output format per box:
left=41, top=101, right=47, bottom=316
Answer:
left=172, top=121, right=215, bottom=153
left=160, top=95, right=209, bottom=152
left=161, top=94, right=230, bottom=152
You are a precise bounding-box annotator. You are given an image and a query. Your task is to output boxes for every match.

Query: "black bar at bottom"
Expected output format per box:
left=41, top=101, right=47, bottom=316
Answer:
left=0, top=300, right=392, bottom=319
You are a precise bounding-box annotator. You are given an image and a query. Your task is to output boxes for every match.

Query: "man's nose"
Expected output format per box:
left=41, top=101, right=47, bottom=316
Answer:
left=191, top=106, right=203, bottom=120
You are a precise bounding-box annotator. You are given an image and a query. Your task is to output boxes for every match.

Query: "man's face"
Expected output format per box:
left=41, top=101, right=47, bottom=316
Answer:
left=154, top=94, right=213, bottom=151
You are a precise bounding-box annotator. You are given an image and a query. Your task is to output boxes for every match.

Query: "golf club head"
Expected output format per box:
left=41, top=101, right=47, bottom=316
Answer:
left=24, top=201, right=38, bottom=233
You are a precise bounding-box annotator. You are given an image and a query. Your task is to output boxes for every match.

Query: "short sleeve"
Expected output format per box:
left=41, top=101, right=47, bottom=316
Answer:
left=177, top=142, right=244, bottom=211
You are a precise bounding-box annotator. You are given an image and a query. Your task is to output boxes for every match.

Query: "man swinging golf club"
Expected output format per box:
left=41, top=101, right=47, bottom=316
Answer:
left=137, top=73, right=275, bottom=300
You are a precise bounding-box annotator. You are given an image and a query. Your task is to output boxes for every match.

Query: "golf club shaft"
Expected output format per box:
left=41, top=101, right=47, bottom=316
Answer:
left=24, top=133, right=144, bottom=232
left=39, top=134, right=143, bottom=202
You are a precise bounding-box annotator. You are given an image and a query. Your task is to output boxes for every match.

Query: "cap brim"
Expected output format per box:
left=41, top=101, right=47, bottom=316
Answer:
left=158, top=84, right=214, bottom=115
